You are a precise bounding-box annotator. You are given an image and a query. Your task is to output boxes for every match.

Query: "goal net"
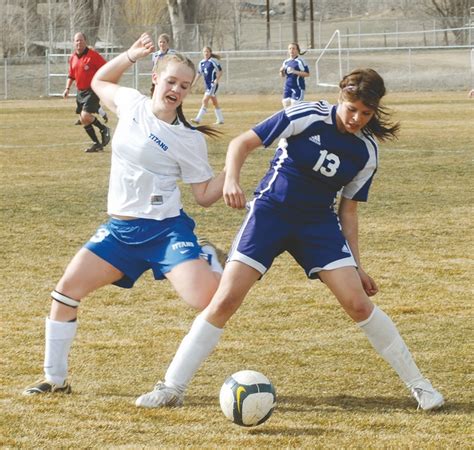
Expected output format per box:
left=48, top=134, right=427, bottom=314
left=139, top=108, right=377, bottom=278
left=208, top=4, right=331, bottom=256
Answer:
left=315, top=29, right=343, bottom=88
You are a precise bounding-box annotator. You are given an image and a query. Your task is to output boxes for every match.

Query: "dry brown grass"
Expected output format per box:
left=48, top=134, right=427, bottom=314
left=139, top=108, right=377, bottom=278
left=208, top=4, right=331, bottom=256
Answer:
left=1, top=92, right=473, bottom=448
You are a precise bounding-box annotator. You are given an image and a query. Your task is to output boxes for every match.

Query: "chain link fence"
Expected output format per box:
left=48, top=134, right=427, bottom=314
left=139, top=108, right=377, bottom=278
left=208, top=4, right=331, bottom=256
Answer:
left=1, top=27, right=473, bottom=99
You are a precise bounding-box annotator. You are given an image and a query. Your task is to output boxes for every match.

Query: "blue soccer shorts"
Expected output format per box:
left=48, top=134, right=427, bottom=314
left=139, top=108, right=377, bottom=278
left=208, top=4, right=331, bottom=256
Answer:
left=283, top=86, right=305, bottom=102
left=205, top=82, right=219, bottom=97
left=84, top=211, right=206, bottom=288
left=228, top=198, right=356, bottom=279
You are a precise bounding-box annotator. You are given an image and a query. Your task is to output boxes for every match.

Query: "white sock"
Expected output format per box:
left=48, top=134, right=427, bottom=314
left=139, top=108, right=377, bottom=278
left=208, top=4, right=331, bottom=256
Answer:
left=44, top=317, right=77, bottom=385
left=165, top=314, right=223, bottom=392
left=201, top=244, right=223, bottom=274
left=195, top=107, right=207, bottom=121
left=98, top=106, right=106, bottom=118
left=358, top=306, right=424, bottom=388
left=215, top=108, right=224, bottom=123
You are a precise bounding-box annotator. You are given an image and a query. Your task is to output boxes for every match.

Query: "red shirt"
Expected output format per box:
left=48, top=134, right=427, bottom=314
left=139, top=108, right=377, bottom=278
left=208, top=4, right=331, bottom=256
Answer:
left=68, top=47, right=106, bottom=91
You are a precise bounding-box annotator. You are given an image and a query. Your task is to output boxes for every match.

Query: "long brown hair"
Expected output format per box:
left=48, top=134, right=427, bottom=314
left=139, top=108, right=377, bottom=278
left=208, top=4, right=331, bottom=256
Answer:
left=203, top=46, right=221, bottom=60
left=339, top=68, right=400, bottom=141
left=289, top=42, right=306, bottom=56
left=151, top=53, right=221, bottom=138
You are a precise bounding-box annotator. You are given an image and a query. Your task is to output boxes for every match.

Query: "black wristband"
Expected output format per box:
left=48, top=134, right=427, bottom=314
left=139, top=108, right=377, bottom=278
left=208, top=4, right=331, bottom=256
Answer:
left=126, top=51, right=136, bottom=64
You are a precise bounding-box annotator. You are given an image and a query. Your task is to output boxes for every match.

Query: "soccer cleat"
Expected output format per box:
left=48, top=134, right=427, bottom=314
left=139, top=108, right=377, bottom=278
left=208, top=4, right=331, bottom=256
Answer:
left=22, top=379, right=71, bottom=396
left=191, top=118, right=200, bottom=124
left=100, top=126, right=111, bottom=146
left=198, top=237, right=227, bottom=267
left=85, top=142, right=104, bottom=153
left=102, top=113, right=109, bottom=123
left=74, top=119, right=81, bottom=126
left=135, top=382, right=184, bottom=408
left=410, top=379, right=444, bottom=411
left=214, top=121, right=224, bottom=125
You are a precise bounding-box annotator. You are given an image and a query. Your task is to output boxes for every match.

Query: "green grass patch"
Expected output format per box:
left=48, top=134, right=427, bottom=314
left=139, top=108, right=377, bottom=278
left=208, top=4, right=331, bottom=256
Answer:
left=1, top=92, right=472, bottom=448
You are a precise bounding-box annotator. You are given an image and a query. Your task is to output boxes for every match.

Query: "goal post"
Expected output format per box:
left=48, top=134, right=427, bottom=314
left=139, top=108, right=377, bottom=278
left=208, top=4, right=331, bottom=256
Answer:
left=315, top=29, right=343, bottom=88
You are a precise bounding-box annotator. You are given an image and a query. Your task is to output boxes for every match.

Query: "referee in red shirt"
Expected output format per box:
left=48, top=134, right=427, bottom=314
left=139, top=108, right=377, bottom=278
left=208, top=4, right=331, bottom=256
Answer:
left=63, top=32, right=111, bottom=153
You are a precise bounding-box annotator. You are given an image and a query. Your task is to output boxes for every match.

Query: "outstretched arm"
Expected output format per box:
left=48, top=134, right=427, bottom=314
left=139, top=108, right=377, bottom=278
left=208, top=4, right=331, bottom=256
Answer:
left=338, top=197, right=378, bottom=296
left=91, top=32, right=155, bottom=114
left=224, top=130, right=262, bottom=209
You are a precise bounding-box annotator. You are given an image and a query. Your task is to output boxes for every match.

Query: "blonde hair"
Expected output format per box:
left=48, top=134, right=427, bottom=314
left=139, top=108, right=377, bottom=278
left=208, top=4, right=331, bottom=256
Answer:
left=158, top=33, right=171, bottom=44
left=339, top=68, right=400, bottom=141
left=151, top=54, right=221, bottom=138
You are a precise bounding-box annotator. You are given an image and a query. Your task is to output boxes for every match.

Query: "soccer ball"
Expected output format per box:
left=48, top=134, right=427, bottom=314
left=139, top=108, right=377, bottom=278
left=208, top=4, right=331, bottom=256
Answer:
left=219, top=370, right=276, bottom=427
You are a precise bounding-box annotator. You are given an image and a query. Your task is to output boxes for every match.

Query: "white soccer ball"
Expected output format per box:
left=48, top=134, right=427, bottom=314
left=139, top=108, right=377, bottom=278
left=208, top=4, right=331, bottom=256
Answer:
left=219, top=370, right=276, bottom=427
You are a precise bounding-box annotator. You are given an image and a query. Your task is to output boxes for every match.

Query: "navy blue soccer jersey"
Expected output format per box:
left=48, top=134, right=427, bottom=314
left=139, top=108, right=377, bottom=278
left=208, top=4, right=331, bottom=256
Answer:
left=282, top=56, right=309, bottom=91
left=252, top=101, right=378, bottom=215
left=197, top=58, right=222, bottom=90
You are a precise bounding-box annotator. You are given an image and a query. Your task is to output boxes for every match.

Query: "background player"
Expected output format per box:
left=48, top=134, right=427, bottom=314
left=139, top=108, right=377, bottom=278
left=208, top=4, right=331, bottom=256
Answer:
left=192, top=46, right=224, bottom=125
left=151, top=33, right=176, bottom=68
left=279, top=42, right=310, bottom=108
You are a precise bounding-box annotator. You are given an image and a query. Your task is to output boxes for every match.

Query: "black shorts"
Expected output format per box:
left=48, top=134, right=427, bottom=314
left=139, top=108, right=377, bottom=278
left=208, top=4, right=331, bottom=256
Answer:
left=75, top=89, right=100, bottom=114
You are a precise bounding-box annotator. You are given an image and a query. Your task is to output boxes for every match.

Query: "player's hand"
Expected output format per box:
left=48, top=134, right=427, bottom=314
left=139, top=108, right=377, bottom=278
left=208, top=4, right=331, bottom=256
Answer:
left=357, top=268, right=379, bottom=296
left=223, top=178, right=246, bottom=209
left=128, top=32, right=155, bottom=61
left=62, top=88, right=69, bottom=99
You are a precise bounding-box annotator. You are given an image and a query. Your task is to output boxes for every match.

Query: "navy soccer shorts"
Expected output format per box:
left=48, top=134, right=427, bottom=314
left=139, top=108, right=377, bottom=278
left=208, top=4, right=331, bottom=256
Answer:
left=228, top=198, right=356, bottom=279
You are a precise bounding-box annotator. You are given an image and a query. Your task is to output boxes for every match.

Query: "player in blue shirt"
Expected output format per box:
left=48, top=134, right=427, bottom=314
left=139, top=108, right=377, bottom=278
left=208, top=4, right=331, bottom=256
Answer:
left=135, top=68, right=444, bottom=412
left=279, top=43, right=310, bottom=108
left=192, top=47, right=224, bottom=125
left=151, top=33, right=175, bottom=68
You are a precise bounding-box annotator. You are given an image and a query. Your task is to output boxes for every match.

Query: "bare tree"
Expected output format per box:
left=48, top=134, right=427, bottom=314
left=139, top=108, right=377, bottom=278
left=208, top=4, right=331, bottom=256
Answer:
left=117, top=0, right=169, bottom=46
left=231, top=0, right=241, bottom=50
left=68, top=0, right=104, bottom=45
left=423, top=0, right=471, bottom=44
left=167, top=0, right=197, bottom=50
left=23, top=0, right=41, bottom=55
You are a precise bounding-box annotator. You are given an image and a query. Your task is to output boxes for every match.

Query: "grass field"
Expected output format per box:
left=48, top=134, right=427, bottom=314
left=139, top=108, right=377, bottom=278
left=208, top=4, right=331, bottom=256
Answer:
left=1, top=92, right=473, bottom=448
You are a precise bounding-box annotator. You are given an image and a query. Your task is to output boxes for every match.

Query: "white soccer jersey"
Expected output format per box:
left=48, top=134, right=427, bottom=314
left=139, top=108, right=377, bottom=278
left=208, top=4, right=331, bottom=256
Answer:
left=107, top=87, right=213, bottom=220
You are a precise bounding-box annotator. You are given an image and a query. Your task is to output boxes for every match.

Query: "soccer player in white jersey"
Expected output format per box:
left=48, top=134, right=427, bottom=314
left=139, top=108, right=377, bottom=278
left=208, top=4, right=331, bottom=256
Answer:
left=279, top=43, right=310, bottom=108
left=22, top=32, right=226, bottom=396
left=192, top=46, right=224, bottom=125
left=135, top=68, right=444, bottom=412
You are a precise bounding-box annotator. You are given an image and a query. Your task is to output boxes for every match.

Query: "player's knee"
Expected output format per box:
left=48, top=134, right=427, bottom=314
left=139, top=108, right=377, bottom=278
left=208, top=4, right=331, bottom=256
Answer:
left=208, top=293, right=243, bottom=321
left=51, top=290, right=81, bottom=309
left=343, top=297, right=373, bottom=322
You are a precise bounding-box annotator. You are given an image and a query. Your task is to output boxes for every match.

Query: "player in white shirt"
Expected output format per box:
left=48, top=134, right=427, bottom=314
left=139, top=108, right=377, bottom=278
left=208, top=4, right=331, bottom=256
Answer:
left=134, top=68, right=444, bottom=412
left=23, top=32, right=226, bottom=397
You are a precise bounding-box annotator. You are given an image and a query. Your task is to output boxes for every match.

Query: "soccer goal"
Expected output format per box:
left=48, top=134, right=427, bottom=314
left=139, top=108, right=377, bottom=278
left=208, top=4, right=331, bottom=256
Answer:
left=315, top=29, right=343, bottom=88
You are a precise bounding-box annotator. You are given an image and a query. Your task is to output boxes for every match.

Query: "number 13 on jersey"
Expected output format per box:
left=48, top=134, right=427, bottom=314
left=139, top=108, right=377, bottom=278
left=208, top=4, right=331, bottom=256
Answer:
left=312, top=149, right=340, bottom=177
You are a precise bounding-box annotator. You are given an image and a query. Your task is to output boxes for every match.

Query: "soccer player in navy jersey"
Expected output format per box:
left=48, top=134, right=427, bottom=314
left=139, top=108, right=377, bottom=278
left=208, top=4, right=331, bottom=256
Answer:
left=192, top=46, right=224, bottom=125
left=279, top=43, right=310, bottom=108
left=135, top=68, right=444, bottom=412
